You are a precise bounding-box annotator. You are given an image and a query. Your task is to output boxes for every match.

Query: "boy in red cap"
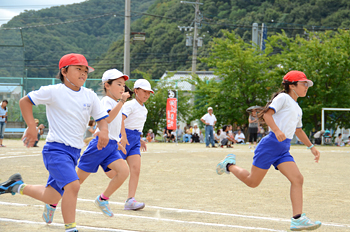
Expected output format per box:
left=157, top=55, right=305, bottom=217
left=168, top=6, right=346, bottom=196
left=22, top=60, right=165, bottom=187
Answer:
left=0, top=53, right=109, bottom=232
left=216, top=70, right=321, bottom=231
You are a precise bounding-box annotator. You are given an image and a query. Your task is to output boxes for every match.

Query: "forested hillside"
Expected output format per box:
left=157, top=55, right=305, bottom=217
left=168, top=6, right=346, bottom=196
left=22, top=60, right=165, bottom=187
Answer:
left=96, top=0, right=350, bottom=79
left=0, top=0, right=155, bottom=77
left=1, top=0, right=350, bottom=79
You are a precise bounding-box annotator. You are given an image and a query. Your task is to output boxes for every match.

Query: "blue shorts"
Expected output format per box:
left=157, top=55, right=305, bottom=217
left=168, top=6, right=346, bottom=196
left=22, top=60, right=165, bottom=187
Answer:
left=121, top=129, right=141, bottom=160
left=42, top=142, right=81, bottom=196
left=253, top=132, right=294, bottom=170
left=78, top=137, right=123, bottom=173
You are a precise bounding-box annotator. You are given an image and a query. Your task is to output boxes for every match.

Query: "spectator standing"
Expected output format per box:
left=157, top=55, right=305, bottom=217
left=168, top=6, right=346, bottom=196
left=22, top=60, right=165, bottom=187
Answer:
left=0, top=99, right=8, bottom=147
left=146, top=129, right=155, bottom=142
left=176, top=125, right=183, bottom=142
left=201, top=107, right=217, bottom=148
left=248, top=110, right=259, bottom=149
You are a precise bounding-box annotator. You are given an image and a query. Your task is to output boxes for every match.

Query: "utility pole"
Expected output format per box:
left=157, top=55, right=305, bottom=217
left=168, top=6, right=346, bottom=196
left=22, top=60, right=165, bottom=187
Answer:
left=124, top=0, right=131, bottom=76
left=180, top=0, right=203, bottom=74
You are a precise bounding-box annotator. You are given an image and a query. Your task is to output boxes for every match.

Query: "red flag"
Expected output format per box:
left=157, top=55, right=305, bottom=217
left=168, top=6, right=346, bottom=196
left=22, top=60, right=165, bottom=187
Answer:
left=166, top=98, right=177, bottom=130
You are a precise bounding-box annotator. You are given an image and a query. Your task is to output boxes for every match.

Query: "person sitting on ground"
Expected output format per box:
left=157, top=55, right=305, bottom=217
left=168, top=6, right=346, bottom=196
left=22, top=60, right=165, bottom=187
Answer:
left=146, top=129, right=155, bottom=142
left=163, top=126, right=175, bottom=142
left=183, top=126, right=192, bottom=143
left=218, top=125, right=235, bottom=148
left=335, top=133, right=344, bottom=146
left=214, top=129, right=221, bottom=144
left=234, top=130, right=245, bottom=144
left=191, top=124, right=201, bottom=143
left=176, top=125, right=183, bottom=142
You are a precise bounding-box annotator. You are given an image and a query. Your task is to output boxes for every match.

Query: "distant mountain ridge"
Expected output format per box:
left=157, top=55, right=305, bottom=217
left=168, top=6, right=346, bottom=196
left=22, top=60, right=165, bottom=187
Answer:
left=1, top=0, right=349, bottom=79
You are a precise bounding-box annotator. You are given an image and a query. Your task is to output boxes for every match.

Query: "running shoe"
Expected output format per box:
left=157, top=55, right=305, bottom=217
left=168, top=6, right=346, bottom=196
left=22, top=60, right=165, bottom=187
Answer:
left=42, top=204, right=56, bottom=224
left=216, top=154, right=236, bottom=175
left=94, top=195, right=114, bottom=217
left=0, top=173, right=23, bottom=195
left=124, top=197, right=145, bottom=210
left=290, top=213, right=321, bottom=231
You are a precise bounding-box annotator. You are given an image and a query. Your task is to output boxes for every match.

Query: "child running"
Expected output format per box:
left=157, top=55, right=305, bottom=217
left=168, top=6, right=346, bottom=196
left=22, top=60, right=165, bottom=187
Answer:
left=106, top=79, right=153, bottom=210
left=42, top=68, right=130, bottom=222
left=216, top=70, right=321, bottom=231
left=0, top=53, right=109, bottom=232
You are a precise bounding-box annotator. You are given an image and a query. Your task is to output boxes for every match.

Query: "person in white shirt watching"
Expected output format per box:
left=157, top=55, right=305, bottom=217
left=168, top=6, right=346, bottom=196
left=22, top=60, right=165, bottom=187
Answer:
left=234, top=130, right=245, bottom=144
left=200, top=107, right=217, bottom=148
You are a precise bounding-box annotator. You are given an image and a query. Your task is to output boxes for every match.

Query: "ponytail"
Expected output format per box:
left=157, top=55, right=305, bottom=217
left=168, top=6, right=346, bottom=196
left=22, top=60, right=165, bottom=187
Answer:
left=258, top=81, right=298, bottom=120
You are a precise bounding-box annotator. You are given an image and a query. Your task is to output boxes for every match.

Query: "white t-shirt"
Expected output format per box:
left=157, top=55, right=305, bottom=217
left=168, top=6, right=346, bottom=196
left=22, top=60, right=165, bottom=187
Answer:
left=95, top=96, right=122, bottom=142
left=218, top=132, right=228, bottom=143
left=0, top=103, right=7, bottom=122
left=192, top=127, right=200, bottom=135
left=235, top=133, right=245, bottom=143
left=201, top=113, right=217, bottom=126
left=28, top=84, right=108, bottom=149
left=268, top=93, right=302, bottom=140
left=122, top=99, right=148, bottom=132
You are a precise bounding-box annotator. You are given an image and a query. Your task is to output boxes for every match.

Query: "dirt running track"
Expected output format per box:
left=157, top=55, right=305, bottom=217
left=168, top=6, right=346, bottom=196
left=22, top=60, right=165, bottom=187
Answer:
left=0, top=140, right=349, bottom=231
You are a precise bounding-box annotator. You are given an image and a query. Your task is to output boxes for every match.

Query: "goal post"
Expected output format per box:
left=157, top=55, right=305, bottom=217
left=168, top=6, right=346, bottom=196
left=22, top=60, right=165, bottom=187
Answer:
left=321, top=108, right=350, bottom=145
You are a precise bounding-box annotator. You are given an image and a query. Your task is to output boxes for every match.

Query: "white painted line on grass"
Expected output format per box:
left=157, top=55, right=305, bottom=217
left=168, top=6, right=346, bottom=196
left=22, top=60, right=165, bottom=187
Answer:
left=0, top=218, right=138, bottom=232
left=0, top=154, right=41, bottom=159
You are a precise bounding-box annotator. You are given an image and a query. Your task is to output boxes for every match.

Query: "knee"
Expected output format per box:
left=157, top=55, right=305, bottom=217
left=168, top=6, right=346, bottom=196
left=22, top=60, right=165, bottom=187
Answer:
left=292, top=173, right=304, bottom=186
left=64, top=180, right=80, bottom=195
left=130, top=165, right=141, bottom=176
left=247, top=182, right=260, bottom=188
left=119, top=166, right=130, bottom=181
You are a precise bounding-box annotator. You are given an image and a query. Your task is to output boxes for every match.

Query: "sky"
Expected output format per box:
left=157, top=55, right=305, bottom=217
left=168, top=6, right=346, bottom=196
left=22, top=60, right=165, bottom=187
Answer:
left=0, top=0, right=87, bottom=26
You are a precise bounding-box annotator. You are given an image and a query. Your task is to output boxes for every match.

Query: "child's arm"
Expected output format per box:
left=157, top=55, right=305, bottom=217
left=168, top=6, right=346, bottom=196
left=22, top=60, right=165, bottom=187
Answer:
left=19, top=96, right=38, bottom=147
left=120, top=115, right=129, bottom=149
left=295, top=128, right=320, bottom=163
left=140, top=137, right=147, bottom=152
left=105, top=92, right=129, bottom=124
left=263, top=108, right=286, bottom=142
left=94, top=119, right=109, bottom=150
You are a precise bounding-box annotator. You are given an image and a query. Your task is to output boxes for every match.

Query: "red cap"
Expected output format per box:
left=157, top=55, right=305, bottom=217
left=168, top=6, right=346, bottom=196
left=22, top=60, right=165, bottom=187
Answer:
left=59, top=53, right=94, bottom=73
left=283, top=70, right=313, bottom=87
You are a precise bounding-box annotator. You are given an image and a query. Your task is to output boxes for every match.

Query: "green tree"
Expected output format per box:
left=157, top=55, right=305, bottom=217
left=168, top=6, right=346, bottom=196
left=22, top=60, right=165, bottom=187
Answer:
left=268, top=29, right=350, bottom=132
left=195, top=30, right=274, bottom=128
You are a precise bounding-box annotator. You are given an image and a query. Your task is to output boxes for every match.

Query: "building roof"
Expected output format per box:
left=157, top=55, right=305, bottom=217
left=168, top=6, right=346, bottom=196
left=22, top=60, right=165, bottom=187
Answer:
left=160, top=71, right=218, bottom=91
left=0, top=85, right=18, bottom=93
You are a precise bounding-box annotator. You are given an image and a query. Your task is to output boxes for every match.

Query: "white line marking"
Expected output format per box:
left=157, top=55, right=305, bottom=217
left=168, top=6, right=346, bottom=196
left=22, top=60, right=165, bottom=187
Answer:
left=0, top=154, right=41, bottom=160
left=0, top=218, right=138, bottom=232
left=0, top=201, right=283, bottom=231
left=1, top=200, right=349, bottom=230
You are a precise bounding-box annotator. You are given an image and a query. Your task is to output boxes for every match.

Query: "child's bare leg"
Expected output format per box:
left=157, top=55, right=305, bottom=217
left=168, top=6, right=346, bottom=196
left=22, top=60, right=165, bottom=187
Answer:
left=228, top=165, right=268, bottom=188
left=22, top=185, right=61, bottom=204
left=77, top=168, right=91, bottom=185
left=61, top=180, right=80, bottom=224
left=277, top=162, right=303, bottom=216
left=126, top=155, right=141, bottom=198
left=103, top=160, right=129, bottom=197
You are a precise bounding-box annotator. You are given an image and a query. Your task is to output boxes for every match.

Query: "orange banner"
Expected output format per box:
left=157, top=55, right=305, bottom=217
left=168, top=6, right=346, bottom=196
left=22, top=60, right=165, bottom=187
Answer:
left=166, top=98, right=177, bottom=130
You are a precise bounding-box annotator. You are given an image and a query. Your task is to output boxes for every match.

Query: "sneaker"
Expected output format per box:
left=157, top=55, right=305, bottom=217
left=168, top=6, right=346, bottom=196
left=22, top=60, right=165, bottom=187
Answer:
left=42, top=204, right=56, bottom=224
left=216, top=154, right=236, bottom=175
left=124, top=197, right=145, bottom=210
left=94, top=195, right=114, bottom=217
left=290, top=213, right=321, bottom=231
left=0, top=173, right=23, bottom=195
